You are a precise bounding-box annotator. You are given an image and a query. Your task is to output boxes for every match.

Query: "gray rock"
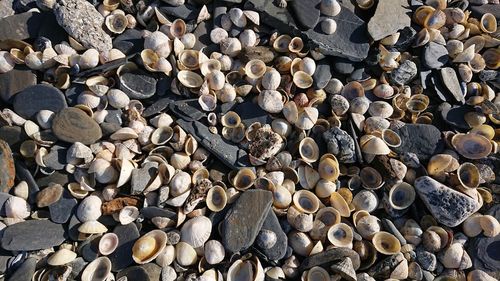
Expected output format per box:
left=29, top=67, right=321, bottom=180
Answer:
left=116, top=266, right=150, bottom=281
left=440, top=67, right=465, bottom=104
left=390, top=60, right=417, bottom=86
left=192, top=20, right=213, bottom=51
left=470, top=4, right=500, bottom=21
left=131, top=163, right=157, bottom=195
left=221, top=189, right=273, bottom=253
left=439, top=103, right=472, bottom=130
left=14, top=160, right=39, bottom=204
left=141, top=206, right=176, bottom=220
left=323, top=127, right=356, bottom=163
left=109, top=223, right=140, bottom=271
left=313, top=60, right=332, bottom=90
left=142, top=263, right=162, bottom=281
left=416, top=248, right=437, bottom=271
left=368, top=253, right=408, bottom=279
left=256, top=209, right=287, bottom=261
left=0, top=193, right=12, bottom=217
left=67, top=257, right=88, bottom=280
left=367, top=0, right=411, bottom=41
left=393, top=26, right=417, bottom=50
left=291, top=0, right=321, bottom=30
left=13, top=84, right=67, bottom=119
left=333, top=57, right=356, bottom=74
left=0, top=0, right=14, bottom=19
left=393, top=124, right=444, bottom=161
left=8, top=257, right=36, bottom=281
left=0, top=12, right=43, bottom=41
left=43, top=145, right=67, bottom=171
left=113, top=29, right=144, bottom=55
left=479, top=70, right=499, bottom=82
left=53, top=0, right=112, bottom=52
left=245, top=0, right=370, bottom=61
left=0, top=126, right=26, bottom=150
left=119, top=72, right=157, bottom=99
left=68, top=214, right=81, bottom=241
left=159, top=4, right=198, bottom=20
left=299, top=247, right=361, bottom=271
left=49, top=190, right=77, bottom=224
left=0, top=66, right=36, bottom=103
left=414, top=176, right=482, bottom=227
left=1, top=220, right=65, bottom=251
left=423, top=42, right=449, bottom=69
left=166, top=230, right=181, bottom=245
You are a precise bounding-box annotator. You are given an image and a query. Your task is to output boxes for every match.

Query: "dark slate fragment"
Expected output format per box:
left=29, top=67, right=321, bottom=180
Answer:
left=299, top=248, right=361, bottom=272
left=68, top=214, right=81, bottom=241
left=313, top=60, right=332, bottom=90
left=13, top=84, right=67, bottom=119
left=131, top=163, right=157, bottom=195
left=423, top=42, right=449, bottom=69
left=393, top=26, right=417, bottom=50
left=0, top=126, right=26, bottom=149
left=159, top=4, right=199, bottom=20
left=0, top=12, right=43, bottom=41
left=221, top=189, right=273, bottom=253
left=43, top=145, right=67, bottom=171
left=291, top=0, right=321, bottom=30
left=1, top=220, right=65, bottom=251
left=80, top=237, right=100, bottom=262
left=333, top=57, right=357, bottom=75
left=49, top=190, right=77, bottom=224
left=390, top=60, right=417, bottom=86
left=142, top=96, right=178, bottom=118
left=257, top=209, right=288, bottom=261
left=141, top=263, right=162, bottom=281
left=429, top=71, right=449, bottom=102
left=470, top=4, right=500, bottom=20
left=65, top=84, right=86, bottom=106
left=7, top=257, right=36, bottom=281
left=109, top=223, right=140, bottom=271
left=116, top=266, right=150, bottom=281
left=393, top=124, right=444, bottom=161
left=0, top=193, right=12, bottom=216
left=14, top=160, right=39, bottom=204
left=323, top=127, right=356, bottom=163
left=192, top=20, right=213, bottom=50
left=36, top=171, right=71, bottom=188
left=140, top=206, right=176, bottom=220
left=468, top=234, right=500, bottom=280
left=119, top=71, right=157, bottom=99
left=67, top=258, right=88, bottom=281
left=113, top=29, right=144, bottom=55
left=233, top=101, right=272, bottom=128
left=0, top=66, right=36, bottom=103
left=439, top=103, right=472, bottom=130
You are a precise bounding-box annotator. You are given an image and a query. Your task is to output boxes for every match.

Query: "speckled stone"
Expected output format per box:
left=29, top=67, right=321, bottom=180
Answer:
left=323, top=127, right=356, bottom=163
left=49, top=190, right=78, bottom=224
left=393, top=124, right=444, bottom=161
left=390, top=60, right=418, bottom=86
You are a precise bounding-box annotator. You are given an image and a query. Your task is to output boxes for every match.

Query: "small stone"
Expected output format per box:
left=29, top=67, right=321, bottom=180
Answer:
left=1, top=220, right=65, bottom=251
left=423, top=42, right=449, bottom=69
left=393, top=124, right=444, bottom=161
left=390, top=60, right=418, bottom=86
left=142, top=263, right=162, bottom=281
left=14, top=160, right=39, bottom=204
left=0, top=12, right=43, bottom=41
left=470, top=4, right=500, bottom=21
left=113, top=29, right=144, bottom=55
left=141, top=206, right=176, bottom=220
left=192, top=21, right=214, bottom=51
left=367, top=0, right=412, bottom=41
left=49, top=190, right=77, bottom=224
left=36, top=171, right=70, bottom=188
left=440, top=67, right=465, bottom=104
left=0, top=140, right=15, bottom=193
left=393, top=26, right=417, bottom=50
left=53, top=0, right=112, bottom=51
left=313, top=60, right=332, bottom=90
left=131, top=163, right=157, bottom=195
left=256, top=229, right=277, bottom=250
left=116, top=266, right=150, bottom=281
left=119, top=71, right=157, bottom=99
left=159, top=4, right=199, bottom=20
left=299, top=247, right=361, bottom=272
left=12, top=84, right=67, bottom=119
left=333, top=57, right=356, bottom=74
left=416, top=248, right=437, bottom=271
left=0, top=66, right=36, bottom=103
left=67, top=257, right=88, bottom=280
left=167, top=230, right=181, bottom=245
left=42, top=145, right=67, bottom=171
left=291, top=0, right=321, bottom=29
left=8, top=257, right=36, bottom=281
left=36, top=183, right=63, bottom=208
left=221, top=189, right=273, bottom=253
left=257, top=209, right=288, bottom=260
left=52, top=107, right=102, bottom=145
left=323, top=127, right=356, bottom=163
left=414, top=176, right=482, bottom=227
left=109, top=223, right=140, bottom=271
left=68, top=214, right=81, bottom=241
left=479, top=70, right=499, bottom=82
left=368, top=253, right=407, bottom=279
left=0, top=126, right=26, bottom=149
left=0, top=192, right=13, bottom=216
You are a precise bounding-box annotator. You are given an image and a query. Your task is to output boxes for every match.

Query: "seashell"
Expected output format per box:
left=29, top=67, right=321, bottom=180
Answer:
left=388, top=182, right=415, bottom=210
left=106, top=89, right=129, bottom=109
left=180, top=215, right=212, bottom=248
left=176, top=241, right=197, bottom=266
left=296, top=107, right=318, bottom=130
left=458, top=64, right=473, bottom=82
left=300, top=58, right=316, bottom=76
left=380, top=32, right=400, bottom=46
left=132, top=230, right=167, bottom=264
left=229, top=8, right=247, bottom=28
left=292, top=190, right=319, bottom=214
left=239, top=29, right=257, bottom=48
left=451, top=133, right=492, bottom=159
left=78, top=49, right=99, bottom=70
left=321, top=19, right=337, bottom=35
left=479, top=215, right=500, bottom=237
left=178, top=70, right=204, bottom=88
left=245, top=59, right=266, bottom=79
left=373, top=83, right=394, bottom=99
left=262, top=69, right=281, bottom=91
left=210, top=28, right=229, bottom=45
left=47, top=248, right=77, bottom=266
left=99, top=233, right=119, bottom=255
left=368, top=101, right=393, bottom=118
left=318, top=157, right=340, bottom=182
left=118, top=206, right=139, bottom=225
left=328, top=223, right=353, bottom=248
left=273, top=35, right=292, bottom=52
left=151, top=126, right=173, bottom=145
left=453, top=45, right=475, bottom=63
left=169, top=19, right=186, bottom=38
left=99, top=48, right=125, bottom=64
left=298, top=137, right=319, bottom=163
left=480, top=13, right=497, bottom=33
left=178, top=50, right=199, bottom=70
left=341, top=81, right=365, bottom=100
left=463, top=214, right=483, bottom=237
left=329, top=191, right=351, bottom=217
left=206, top=185, right=227, bottom=212
left=78, top=220, right=108, bottom=234
left=258, top=90, right=284, bottom=113
left=4, top=196, right=30, bottom=219
left=288, top=37, right=304, bottom=53
left=442, top=243, right=472, bottom=269
left=355, top=215, right=380, bottom=239
left=232, top=168, right=256, bottom=191
left=304, top=266, right=330, bottom=281
left=105, top=13, right=127, bottom=34
left=88, top=159, right=118, bottom=184
left=482, top=48, right=499, bottom=69
left=243, top=10, right=260, bottom=25
left=424, top=9, right=447, bottom=29
left=468, top=53, right=485, bottom=73
left=360, top=135, right=391, bottom=155
left=352, top=190, right=379, bottom=213
left=144, top=31, right=171, bottom=57
left=76, top=195, right=102, bottom=222
left=220, top=38, right=242, bottom=57
left=289, top=231, right=314, bottom=256
left=456, top=162, right=480, bottom=189
left=206, top=70, right=225, bottom=91
left=447, top=40, right=464, bottom=59
left=204, top=240, right=225, bottom=265
left=216, top=83, right=237, bottom=103
left=360, top=167, right=384, bottom=190
left=372, top=231, right=401, bottom=255
left=227, top=256, right=265, bottom=281
left=422, top=226, right=448, bottom=252
left=81, top=257, right=112, bottom=281
left=298, top=165, right=320, bottom=190
left=321, top=0, right=341, bottom=17
left=199, top=93, right=217, bottom=112
left=0, top=51, right=15, bottom=74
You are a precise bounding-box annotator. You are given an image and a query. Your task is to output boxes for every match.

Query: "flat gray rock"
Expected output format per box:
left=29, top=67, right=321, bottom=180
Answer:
left=0, top=66, right=36, bottom=103
left=221, top=189, right=273, bottom=253
left=8, top=257, right=36, bottom=281
left=131, top=162, right=157, bottom=195
left=159, top=4, right=198, bottom=20
left=393, top=124, right=444, bottom=161
left=1, top=220, right=65, bottom=251
left=53, top=0, right=112, bottom=52
left=313, top=60, right=332, bottom=90
left=423, top=42, right=449, bottom=69
left=13, top=84, right=67, bottom=119
left=49, top=190, right=78, bottom=224
left=119, top=72, right=157, bottom=100
left=440, top=67, right=465, bottom=104
left=414, top=176, right=482, bottom=227
left=0, top=0, right=14, bottom=19
left=257, top=209, right=288, bottom=261
left=0, top=12, right=43, bottom=41
left=109, top=223, right=140, bottom=271
left=299, top=247, right=361, bottom=272
left=291, top=0, right=321, bottom=30
left=367, top=0, right=411, bottom=41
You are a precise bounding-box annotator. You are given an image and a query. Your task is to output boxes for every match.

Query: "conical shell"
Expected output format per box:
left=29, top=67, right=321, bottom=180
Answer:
left=298, top=137, right=319, bottom=163
left=457, top=162, right=480, bottom=189
left=360, top=135, right=391, bottom=155
left=206, top=185, right=227, bottom=212
left=330, top=257, right=357, bottom=281
left=78, top=220, right=108, bottom=234
left=292, top=190, right=320, bottom=214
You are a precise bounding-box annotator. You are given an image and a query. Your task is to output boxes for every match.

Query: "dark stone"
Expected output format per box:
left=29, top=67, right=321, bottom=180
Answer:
left=7, top=257, right=36, bottom=281
left=0, top=66, right=36, bottom=103
left=113, top=29, right=144, bottom=55
left=159, top=4, right=198, bottom=20
left=49, top=190, right=77, bottom=224
left=67, top=257, right=88, bottom=280
left=140, top=206, right=176, bottom=220
left=213, top=2, right=227, bottom=27
left=245, top=0, right=370, bottom=61
left=233, top=101, right=272, bottom=128
left=119, top=71, right=157, bottom=99
left=116, top=266, right=150, bottom=281
left=257, top=209, right=287, bottom=261
left=423, top=42, right=449, bottom=69
left=104, top=110, right=123, bottom=125
left=221, top=189, right=273, bottom=253
left=470, top=4, right=500, bottom=20
left=333, top=57, right=356, bottom=75
left=393, top=26, right=417, bottom=50
left=100, top=122, right=122, bottom=137
left=291, top=0, right=321, bottom=30
left=390, top=60, right=418, bottom=86
left=51, top=107, right=102, bottom=145
left=299, top=248, right=361, bottom=272
left=68, top=214, right=81, bottom=241
left=43, top=145, right=67, bottom=171
left=367, top=0, right=411, bottom=41
left=12, top=84, right=67, bottom=119
left=439, top=103, right=472, bottom=130
left=414, top=176, right=481, bottom=227
left=0, top=192, right=13, bottom=216
left=1, top=220, right=65, bottom=251
left=141, top=263, right=162, bottom=281
left=479, top=70, right=499, bottom=82
left=393, top=124, right=444, bottom=161
left=350, top=68, right=369, bottom=81
left=142, top=97, right=177, bottom=118
left=429, top=71, right=449, bottom=102
left=0, top=140, right=15, bottom=193
left=109, top=223, right=140, bottom=271
left=0, top=12, right=43, bottom=41
left=14, top=160, right=39, bottom=204
left=37, top=12, right=67, bottom=45
left=416, top=248, right=437, bottom=271
left=192, top=20, right=213, bottom=51
left=468, top=234, right=500, bottom=280
left=166, top=230, right=181, bottom=245
left=313, top=60, right=332, bottom=90
left=0, top=126, right=26, bottom=149
left=80, top=237, right=100, bottom=262
left=440, top=67, right=465, bottom=104
left=130, top=164, right=157, bottom=195
left=65, top=84, right=86, bottom=106
left=322, top=127, right=356, bottom=163
left=36, top=171, right=71, bottom=188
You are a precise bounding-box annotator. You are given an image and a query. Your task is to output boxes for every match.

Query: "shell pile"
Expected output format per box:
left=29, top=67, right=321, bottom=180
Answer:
left=0, top=0, right=499, bottom=280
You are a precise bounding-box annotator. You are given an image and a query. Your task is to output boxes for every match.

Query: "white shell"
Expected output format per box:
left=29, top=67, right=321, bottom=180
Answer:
left=180, top=216, right=212, bottom=248
left=107, top=89, right=130, bottom=109
left=261, top=69, right=281, bottom=90
left=258, top=90, right=284, bottom=113
left=0, top=51, right=15, bottom=74
left=204, top=240, right=225, bottom=265
left=321, top=19, right=337, bottom=35
left=76, top=195, right=102, bottom=222
left=170, top=171, right=191, bottom=196
left=176, top=242, right=197, bottom=266
left=229, top=8, right=247, bottom=28
left=5, top=196, right=30, bottom=219
left=118, top=206, right=139, bottom=225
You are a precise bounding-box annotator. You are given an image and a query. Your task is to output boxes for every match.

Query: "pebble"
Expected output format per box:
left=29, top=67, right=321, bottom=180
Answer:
left=291, top=0, right=321, bottom=29
left=0, top=140, right=15, bottom=193
left=1, top=220, right=65, bottom=251
left=142, top=263, right=162, bottom=281
left=299, top=247, right=361, bottom=272
left=0, top=0, right=14, bottom=19
left=390, top=60, right=418, bottom=86
left=12, top=84, right=67, bottom=119
left=440, top=67, right=466, bottom=104
left=0, top=66, right=36, bottom=103
left=131, top=163, right=157, bottom=195
left=323, top=127, right=357, bottom=163
left=140, top=206, right=176, bottom=220
left=53, top=0, right=112, bottom=52
left=7, top=257, right=36, bottom=281
left=221, top=189, right=273, bottom=253
left=367, top=0, right=411, bottom=41
left=0, top=192, right=13, bottom=216
left=159, top=4, right=199, bottom=20
left=113, top=29, right=144, bottom=55
left=119, top=71, right=157, bottom=99
left=116, top=265, right=150, bottom=281
left=414, top=176, right=482, bottom=227
left=393, top=124, right=444, bottom=161
left=48, top=190, right=78, bottom=224
left=0, top=12, right=43, bottom=41
left=393, top=26, right=417, bottom=50
left=68, top=258, right=88, bottom=280
left=313, top=60, right=333, bottom=90
left=423, top=42, right=449, bottom=69
left=42, top=145, right=67, bottom=171
left=416, top=248, right=437, bottom=271
left=109, top=223, right=140, bottom=271
left=257, top=209, right=288, bottom=261
left=333, top=57, right=357, bottom=74
left=36, top=183, right=63, bottom=208
left=14, top=160, right=39, bottom=204
left=51, top=107, right=102, bottom=145
left=0, top=126, right=26, bottom=149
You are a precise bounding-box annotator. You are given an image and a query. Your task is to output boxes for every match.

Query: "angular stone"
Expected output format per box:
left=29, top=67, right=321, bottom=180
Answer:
left=0, top=12, right=43, bottom=41
left=415, top=176, right=482, bottom=227
left=291, top=0, right=321, bottom=29
left=299, top=248, right=361, bottom=272
left=313, top=60, right=332, bottom=90
left=109, top=223, right=140, bottom=271
left=159, top=4, right=198, bottom=20
left=440, top=67, right=465, bottom=104
left=423, top=42, right=449, bottom=69
left=0, top=0, right=14, bottom=19
left=13, top=84, right=67, bottom=119
left=14, top=160, right=39, bottom=204
left=393, top=124, right=444, bottom=161
left=53, top=0, right=112, bottom=52
left=52, top=107, right=102, bottom=145
left=333, top=57, right=356, bottom=74
left=390, top=60, right=418, bottom=86
left=257, top=209, right=288, bottom=261
left=440, top=103, right=472, bottom=130
left=142, top=263, right=162, bottom=281
left=113, top=29, right=144, bottom=55
left=221, top=189, right=273, bottom=253
left=323, top=127, right=356, bottom=163
left=470, top=4, right=500, bottom=21
left=0, top=66, right=36, bottom=103
left=67, top=257, right=88, bottom=280
left=49, top=190, right=78, bottom=224
left=101, top=196, right=141, bottom=215
left=416, top=248, right=437, bottom=271
left=131, top=163, right=157, bottom=195
left=68, top=214, right=81, bottom=241
left=42, top=145, right=67, bottom=171
left=141, top=206, right=176, bottom=220
left=0, top=126, right=26, bottom=149
left=119, top=71, right=157, bottom=99
left=1, top=220, right=65, bottom=251
left=368, top=0, right=411, bottom=41
left=393, top=26, right=417, bottom=50
left=116, top=266, right=150, bottom=281
left=192, top=20, right=213, bottom=51
left=0, top=140, right=15, bottom=193
left=8, top=257, right=36, bottom=281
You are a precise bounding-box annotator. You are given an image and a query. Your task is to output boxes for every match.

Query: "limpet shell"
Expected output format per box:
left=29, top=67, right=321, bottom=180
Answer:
left=245, top=59, right=266, bottom=79
left=321, top=0, right=341, bottom=17
left=360, top=167, right=384, bottom=190
left=318, top=157, right=340, bottom=182
left=118, top=206, right=139, bottom=225
left=451, top=133, right=492, bottom=159
left=480, top=13, right=497, bottom=33
left=372, top=231, right=401, bottom=255
left=329, top=192, right=351, bottom=217
left=456, top=162, right=480, bottom=189
left=0, top=51, right=15, bottom=74
left=388, top=182, right=416, bottom=210
left=78, top=220, right=108, bottom=234
left=206, top=185, right=227, bottom=212
left=105, top=13, right=127, bottom=34
left=321, top=19, right=337, bottom=35
left=360, top=135, right=391, bottom=155
left=132, top=230, right=168, bottom=264
left=327, top=223, right=353, bottom=248
left=293, top=190, right=320, bottom=214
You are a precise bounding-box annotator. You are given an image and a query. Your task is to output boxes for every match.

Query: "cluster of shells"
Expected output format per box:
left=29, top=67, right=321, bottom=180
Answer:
left=0, top=0, right=499, bottom=280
